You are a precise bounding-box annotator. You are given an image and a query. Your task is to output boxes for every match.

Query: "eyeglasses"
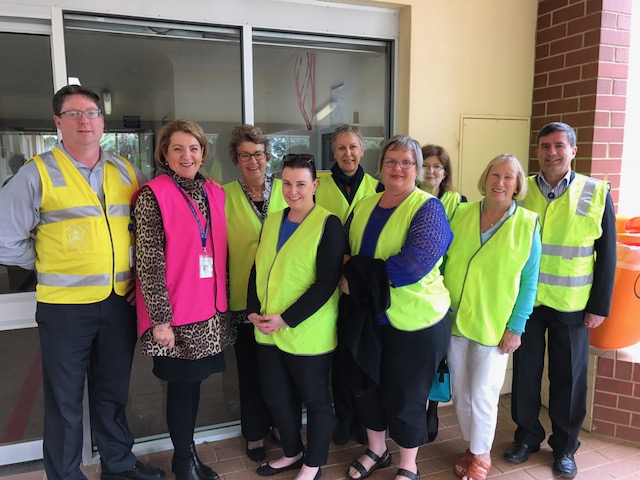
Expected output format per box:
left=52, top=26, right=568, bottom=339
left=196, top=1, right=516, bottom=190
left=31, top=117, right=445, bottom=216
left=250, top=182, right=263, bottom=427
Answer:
left=282, top=154, right=315, bottom=163
left=423, top=164, right=444, bottom=172
left=237, top=151, right=267, bottom=162
left=57, top=109, right=102, bottom=120
left=383, top=159, right=416, bottom=169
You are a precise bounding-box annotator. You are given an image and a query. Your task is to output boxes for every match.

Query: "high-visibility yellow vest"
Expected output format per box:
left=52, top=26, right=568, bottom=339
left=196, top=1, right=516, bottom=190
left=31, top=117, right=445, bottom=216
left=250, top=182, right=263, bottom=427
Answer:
left=439, top=190, right=463, bottom=220
left=31, top=147, right=138, bottom=304
left=223, top=179, right=287, bottom=311
left=524, top=174, right=608, bottom=312
left=349, top=189, right=450, bottom=331
left=444, top=202, right=539, bottom=345
left=315, top=173, right=378, bottom=223
left=254, top=206, right=339, bottom=354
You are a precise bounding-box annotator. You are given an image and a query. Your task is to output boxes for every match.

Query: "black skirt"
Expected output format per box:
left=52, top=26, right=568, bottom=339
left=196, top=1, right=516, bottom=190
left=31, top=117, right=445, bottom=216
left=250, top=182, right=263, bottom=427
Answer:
left=152, top=351, right=226, bottom=383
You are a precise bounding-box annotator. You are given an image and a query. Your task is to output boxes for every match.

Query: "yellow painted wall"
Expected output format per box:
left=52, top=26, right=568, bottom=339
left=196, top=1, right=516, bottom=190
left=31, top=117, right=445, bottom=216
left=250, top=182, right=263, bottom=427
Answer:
left=342, top=0, right=538, bottom=186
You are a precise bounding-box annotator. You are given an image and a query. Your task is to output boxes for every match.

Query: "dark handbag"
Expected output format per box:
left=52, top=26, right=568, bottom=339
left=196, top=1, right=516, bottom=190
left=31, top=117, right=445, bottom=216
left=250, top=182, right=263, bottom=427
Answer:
left=428, top=358, right=451, bottom=402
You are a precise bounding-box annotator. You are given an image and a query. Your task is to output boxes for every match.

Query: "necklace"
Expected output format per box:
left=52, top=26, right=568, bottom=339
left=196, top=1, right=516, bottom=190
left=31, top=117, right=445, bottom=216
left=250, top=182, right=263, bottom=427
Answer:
left=245, top=184, right=264, bottom=199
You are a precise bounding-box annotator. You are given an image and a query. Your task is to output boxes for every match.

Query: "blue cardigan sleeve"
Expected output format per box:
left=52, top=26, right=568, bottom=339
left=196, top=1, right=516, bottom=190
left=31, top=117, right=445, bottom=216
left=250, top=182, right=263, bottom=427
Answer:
left=506, top=224, right=542, bottom=334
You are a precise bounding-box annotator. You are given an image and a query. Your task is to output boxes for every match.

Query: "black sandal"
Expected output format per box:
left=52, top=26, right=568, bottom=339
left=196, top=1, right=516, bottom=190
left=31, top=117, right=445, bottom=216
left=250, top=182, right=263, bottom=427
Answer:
left=396, top=468, right=419, bottom=480
left=346, top=448, right=392, bottom=480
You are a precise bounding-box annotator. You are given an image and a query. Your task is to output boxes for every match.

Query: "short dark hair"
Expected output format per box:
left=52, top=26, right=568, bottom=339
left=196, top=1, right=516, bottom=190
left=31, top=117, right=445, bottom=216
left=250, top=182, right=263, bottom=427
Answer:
left=537, top=122, right=577, bottom=147
left=331, top=124, right=364, bottom=150
left=421, top=144, right=453, bottom=194
left=282, top=154, right=317, bottom=180
left=228, top=124, right=270, bottom=166
left=154, top=119, right=209, bottom=168
left=52, top=85, right=100, bottom=116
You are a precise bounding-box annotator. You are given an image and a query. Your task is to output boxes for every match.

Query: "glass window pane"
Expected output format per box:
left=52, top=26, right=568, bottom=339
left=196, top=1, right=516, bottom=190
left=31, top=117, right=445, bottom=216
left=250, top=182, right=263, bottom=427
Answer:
left=0, top=32, right=54, bottom=296
left=64, top=15, right=243, bottom=182
left=252, top=31, right=390, bottom=175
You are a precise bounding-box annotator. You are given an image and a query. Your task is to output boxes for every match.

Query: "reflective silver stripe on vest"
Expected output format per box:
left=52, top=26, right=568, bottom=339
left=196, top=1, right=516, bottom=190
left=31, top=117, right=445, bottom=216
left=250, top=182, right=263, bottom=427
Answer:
left=575, top=179, right=597, bottom=216
left=39, top=151, right=66, bottom=187
left=108, top=204, right=131, bottom=217
left=538, top=272, right=593, bottom=287
left=541, top=244, right=594, bottom=259
left=108, top=154, right=134, bottom=186
left=115, top=270, right=133, bottom=282
left=37, top=272, right=111, bottom=287
left=40, top=205, right=104, bottom=225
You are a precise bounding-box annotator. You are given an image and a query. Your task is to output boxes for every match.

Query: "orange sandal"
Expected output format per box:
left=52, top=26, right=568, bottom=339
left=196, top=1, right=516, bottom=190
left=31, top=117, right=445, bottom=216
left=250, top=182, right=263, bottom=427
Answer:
left=454, top=450, right=474, bottom=478
left=462, top=457, right=491, bottom=480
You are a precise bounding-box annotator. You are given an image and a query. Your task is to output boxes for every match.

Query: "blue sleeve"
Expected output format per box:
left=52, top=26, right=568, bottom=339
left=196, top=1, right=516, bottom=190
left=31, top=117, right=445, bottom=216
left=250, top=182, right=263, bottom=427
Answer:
left=506, top=224, right=542, bottom=334
left=386, top=198, right=452, bottom=287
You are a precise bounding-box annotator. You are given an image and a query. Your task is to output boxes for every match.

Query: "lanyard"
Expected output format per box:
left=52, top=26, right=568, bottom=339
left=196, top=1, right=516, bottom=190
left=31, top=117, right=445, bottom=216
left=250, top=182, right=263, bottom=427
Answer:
left=169, top=175, right=210, bottom=252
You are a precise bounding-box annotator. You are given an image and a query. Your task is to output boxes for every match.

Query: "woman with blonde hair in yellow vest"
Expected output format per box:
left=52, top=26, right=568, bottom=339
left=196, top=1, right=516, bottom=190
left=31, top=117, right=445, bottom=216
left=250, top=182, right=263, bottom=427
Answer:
left=247, top=154, right=344, bottom=480
left=444, top=154, right=541, bottom=480
left=223, top=124, right=296, bottom=462
left=344, top=136, right=452, bottom=480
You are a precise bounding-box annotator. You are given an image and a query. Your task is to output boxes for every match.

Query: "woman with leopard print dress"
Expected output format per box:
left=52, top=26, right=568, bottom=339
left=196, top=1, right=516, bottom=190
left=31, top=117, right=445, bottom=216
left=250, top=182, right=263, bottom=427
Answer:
left=133, top=120, right=231, bottom=480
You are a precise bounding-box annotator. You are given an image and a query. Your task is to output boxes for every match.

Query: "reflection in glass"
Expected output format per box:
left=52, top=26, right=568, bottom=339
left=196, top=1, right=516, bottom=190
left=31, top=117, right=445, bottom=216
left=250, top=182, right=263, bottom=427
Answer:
left=252, top=31, right=390, bottom=175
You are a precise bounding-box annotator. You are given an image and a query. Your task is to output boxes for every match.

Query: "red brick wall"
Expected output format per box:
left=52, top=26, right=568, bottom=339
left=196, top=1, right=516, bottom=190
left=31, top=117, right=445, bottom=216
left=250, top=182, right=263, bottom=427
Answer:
left=592, top=351, right=640, bottom=442
left=531, top=0, right=632, bottom=206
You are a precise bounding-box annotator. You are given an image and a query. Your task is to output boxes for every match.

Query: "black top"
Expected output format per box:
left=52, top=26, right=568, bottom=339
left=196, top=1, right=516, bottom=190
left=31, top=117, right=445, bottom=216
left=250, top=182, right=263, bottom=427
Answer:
left=247, top=210, right=345, bottom=328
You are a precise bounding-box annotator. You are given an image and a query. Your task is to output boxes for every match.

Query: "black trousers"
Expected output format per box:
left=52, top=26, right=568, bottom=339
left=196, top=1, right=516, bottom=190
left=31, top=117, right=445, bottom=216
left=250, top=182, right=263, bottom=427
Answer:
left=36, top=293, right=137, bottom=480
left=354, top=315, right=451, bottom=448
left=257, top=345, right=333, bottom=467
left=234, top=322, right=274, bottom=441
left=331, top=339, right=358, bottom=426
left=511, top=306, right=589, bottom=454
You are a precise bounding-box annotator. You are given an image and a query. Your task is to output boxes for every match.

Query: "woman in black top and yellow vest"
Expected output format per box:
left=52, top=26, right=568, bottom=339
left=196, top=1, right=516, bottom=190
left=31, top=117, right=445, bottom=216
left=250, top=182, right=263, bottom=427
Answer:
left=247, top=154, right=344, bottom=480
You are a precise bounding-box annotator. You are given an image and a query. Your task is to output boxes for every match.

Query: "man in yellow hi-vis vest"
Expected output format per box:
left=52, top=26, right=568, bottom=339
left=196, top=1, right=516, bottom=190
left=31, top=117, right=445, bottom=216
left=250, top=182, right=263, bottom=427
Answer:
left=503, top=122, right=616, bottom=479
left=0, top=86, right=164, bottom=480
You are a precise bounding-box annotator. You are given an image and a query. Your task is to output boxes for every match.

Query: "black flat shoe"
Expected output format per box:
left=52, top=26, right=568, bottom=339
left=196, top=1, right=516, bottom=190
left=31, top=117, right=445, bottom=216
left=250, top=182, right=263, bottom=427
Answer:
left=256, top=455, right=304, bottom=476
left=246, top=443, right=266, bottom=462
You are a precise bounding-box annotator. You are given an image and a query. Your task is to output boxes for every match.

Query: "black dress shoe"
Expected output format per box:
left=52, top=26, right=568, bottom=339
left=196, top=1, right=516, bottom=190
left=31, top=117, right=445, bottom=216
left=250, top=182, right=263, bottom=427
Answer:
left=171, top=445, right=219, bottom=480
left=172, top=456, right=200, bottom=480
left=332, top=421, right=351, bottom=445
left=553, top=452, right=577, bottom=478
left=101, top=461, right=165, bottom=480
left=246, top=442, right=266, bottom=462
left=257, top=455, right=304, bottom=476
left=502, top=441, right=540, bottom=464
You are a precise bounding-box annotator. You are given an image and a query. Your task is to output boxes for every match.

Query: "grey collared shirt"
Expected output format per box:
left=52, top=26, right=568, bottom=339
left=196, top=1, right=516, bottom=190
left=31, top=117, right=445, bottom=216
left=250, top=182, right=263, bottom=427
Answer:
left=0, top=142, right=146, bottom=269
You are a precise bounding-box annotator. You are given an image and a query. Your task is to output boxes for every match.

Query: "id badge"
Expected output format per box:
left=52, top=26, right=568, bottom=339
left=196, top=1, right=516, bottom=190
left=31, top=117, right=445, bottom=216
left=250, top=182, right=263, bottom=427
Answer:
left=199, top=253, right=213, bottom=278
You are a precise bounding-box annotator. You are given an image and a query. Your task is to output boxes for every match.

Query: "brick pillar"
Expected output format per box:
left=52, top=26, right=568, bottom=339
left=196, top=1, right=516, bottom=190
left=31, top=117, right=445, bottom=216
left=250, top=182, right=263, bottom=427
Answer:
left=531, top=0, right=632, bottom=206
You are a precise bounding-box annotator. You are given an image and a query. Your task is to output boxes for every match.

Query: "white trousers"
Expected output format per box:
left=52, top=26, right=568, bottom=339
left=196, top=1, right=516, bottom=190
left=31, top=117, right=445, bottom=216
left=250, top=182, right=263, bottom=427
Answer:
left=447, top=335, right=510, bottom=454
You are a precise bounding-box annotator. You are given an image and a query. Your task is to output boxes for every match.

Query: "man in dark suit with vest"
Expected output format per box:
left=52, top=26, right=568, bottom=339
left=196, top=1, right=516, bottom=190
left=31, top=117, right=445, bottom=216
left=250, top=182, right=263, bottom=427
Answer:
left=503, top=122, right=616, bottom=478
left=0, top=85, right=164, bottom=480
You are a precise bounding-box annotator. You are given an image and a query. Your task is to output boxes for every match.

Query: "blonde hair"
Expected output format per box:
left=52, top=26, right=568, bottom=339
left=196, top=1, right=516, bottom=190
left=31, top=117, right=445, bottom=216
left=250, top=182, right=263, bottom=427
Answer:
left=155, top=120, right=209, bottom=168
left=477, top=153, right=527, bottom=200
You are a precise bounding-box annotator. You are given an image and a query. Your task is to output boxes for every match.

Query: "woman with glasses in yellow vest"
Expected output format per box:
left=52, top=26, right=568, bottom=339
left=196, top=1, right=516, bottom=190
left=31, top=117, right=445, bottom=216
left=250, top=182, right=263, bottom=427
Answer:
left=247, top=154, right=344, bottom=480
left=223, top=125, right=295, bottom=462
left=444, top=154, right=541, bottom=480
left=419, top=143, right=466, bottom=443
left=133, top=120, right=231, bottom=480
left=343, top=136, right=452, bottom=480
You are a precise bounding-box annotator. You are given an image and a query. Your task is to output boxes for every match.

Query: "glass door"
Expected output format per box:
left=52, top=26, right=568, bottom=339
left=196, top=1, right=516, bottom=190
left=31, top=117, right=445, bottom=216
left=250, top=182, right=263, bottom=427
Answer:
left=0, top=29, right=55, bottom=466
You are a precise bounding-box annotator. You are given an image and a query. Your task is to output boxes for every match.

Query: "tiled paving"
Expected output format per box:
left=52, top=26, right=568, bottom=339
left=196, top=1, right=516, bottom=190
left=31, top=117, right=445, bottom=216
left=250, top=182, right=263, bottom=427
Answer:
left=4, top=395, right=640, bottom=479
